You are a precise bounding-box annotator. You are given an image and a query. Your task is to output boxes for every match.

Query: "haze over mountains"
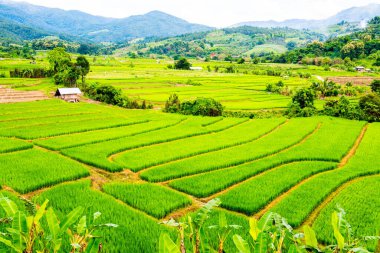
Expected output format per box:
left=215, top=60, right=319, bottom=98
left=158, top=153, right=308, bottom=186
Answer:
left=0, top=0, right=379, bottom=43
left=234, top=3, right=380, bottom=30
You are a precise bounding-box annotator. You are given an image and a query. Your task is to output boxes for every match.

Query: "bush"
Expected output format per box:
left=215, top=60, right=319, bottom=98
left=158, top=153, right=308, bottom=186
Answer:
left=359, top=93, right=380, bottom=122
left=286, top=88, right=316, bottom=117
left=164, top=94, right=224, bottom=117
left=292, top=88, right=316, bottom=109
left=323, top=96, right=362, bottom=120
left=180, top=98, right=224, bottom=117
left=174, top=58, right=191, bottom=70
left=370, top=79, right=380, bottom=94
left=164, top=94, right=181, bottom=113
left=9, top=68, right=53, bottom=78
left=83, top=83, right=151, bottom=109
left=237, top=58, right=245, bottom=64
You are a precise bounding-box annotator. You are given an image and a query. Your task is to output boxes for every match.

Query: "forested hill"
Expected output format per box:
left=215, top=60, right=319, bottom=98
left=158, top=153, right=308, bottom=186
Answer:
left=116, top=26, right=325, bottom=58
left=0, top=0, right=212, bottom=42
left=272, top=17, right=380, bottom=65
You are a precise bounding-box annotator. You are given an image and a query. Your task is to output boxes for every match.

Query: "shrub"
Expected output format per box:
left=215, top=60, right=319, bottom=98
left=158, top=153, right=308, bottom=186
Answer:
left=83, top=83, right=151, bottom=109
left=180, top=97, right=224, bottom=117
left=292, top=88, right=316, bottom=109
left=164, top=94, right=224, bottom=117
left=237, top=58, right=245, bottom=64
left=0, top=195, right=117, bottom=253
left=359, top=93, right=380, bottom=122
left=286, top=88, right=316, bottom=117
left=9, top=68, right=53, bottom=78
left=174, top=58, right=191, bottom=70
left=160, top=200, right=377, bottom=253
left=323, top=96, right=362, bottom=120
left=370, top=79, right=380, bottom=94
left=164, top=94, right=181, bottom=113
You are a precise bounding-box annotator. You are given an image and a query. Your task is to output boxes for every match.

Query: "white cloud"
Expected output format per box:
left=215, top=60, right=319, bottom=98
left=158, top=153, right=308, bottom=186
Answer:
left=10, top=0, right=380, bottom=27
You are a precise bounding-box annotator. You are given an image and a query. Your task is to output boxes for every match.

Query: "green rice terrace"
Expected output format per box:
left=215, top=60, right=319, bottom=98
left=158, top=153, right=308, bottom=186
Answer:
left=0, top=99, right=379, bottom=252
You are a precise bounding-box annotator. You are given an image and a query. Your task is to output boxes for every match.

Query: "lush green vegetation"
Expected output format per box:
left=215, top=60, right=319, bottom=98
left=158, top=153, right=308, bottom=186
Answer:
left=168, top=117, right=364, bottom=197
left=269, top=123, right=380, bottom=226
left=141, top=118, right=318, bottom=182
left=313, top=176, right=380, bottom=251
left=103, top=182, right=192, bottom=219
left=34, top=180, right=174, bottom=252
left=0, top=148, right=89, bottom=193
left=0, top=99, right=377, bottom=252
left=0, top=17, right=380, bottom=251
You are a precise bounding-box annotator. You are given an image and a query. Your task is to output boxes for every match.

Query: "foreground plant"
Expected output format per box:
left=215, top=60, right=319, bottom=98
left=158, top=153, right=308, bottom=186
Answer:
left=159, top=199, right=379, bottom=253
left=0, top=195, right=117, bottom=253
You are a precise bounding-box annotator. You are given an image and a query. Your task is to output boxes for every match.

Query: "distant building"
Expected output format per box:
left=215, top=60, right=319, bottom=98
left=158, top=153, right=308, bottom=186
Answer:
left=55, top=88, right=82, bottom=103
left=355, top=66, right=365, bottom=72
left=190, top=67, right=203, bottom=71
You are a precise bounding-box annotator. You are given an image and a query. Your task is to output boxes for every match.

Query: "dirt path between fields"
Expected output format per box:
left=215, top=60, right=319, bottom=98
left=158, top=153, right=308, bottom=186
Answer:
left=199, top=123, right=322, bottom=202
left=302, top=174, right=378, bottom=227
left=137, top=120, right=289, bottom=178
left=253, top=124, right=368, bottom=220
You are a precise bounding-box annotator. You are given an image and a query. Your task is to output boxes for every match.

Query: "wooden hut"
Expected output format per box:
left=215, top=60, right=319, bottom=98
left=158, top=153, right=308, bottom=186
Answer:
left=55, top=88, right=82, bottom=102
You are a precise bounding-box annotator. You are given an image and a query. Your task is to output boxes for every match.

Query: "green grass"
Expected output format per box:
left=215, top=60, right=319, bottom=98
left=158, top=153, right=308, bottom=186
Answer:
left=0, top=148, right=89, bottom=193
left=112, top=118, right=285, bottom=171
left=141, top=118, right=319, bottom=182
left=34, top=180, right=174, bottom=253
left=313, top=176, right=380, bottom=251
left=168, top=117, right=364, bottom=197
left=0, top=116, right=146, bottom=139
left=34, top=119, right=176, bottom=150
left=0, top=137, right=33, bottom=153
left=269, top=123, right=380, bottom=226
left=103, top=182, right=192, bottom=219
left=62, top=117, right=245, bottom=172
left=219, top=161, right=337, bottom=215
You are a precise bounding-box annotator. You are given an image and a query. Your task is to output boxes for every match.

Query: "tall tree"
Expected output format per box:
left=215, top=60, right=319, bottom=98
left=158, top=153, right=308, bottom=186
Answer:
left=76, top=56, right=90, bottom=84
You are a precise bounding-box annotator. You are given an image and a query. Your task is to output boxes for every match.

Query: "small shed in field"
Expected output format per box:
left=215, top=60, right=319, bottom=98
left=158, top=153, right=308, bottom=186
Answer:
left=55, top=88, right=82, bottom=103
left=355, top=66, right=365, bottom=72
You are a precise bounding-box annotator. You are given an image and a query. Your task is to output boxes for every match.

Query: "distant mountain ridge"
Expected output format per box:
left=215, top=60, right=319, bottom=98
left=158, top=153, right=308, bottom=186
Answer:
left=0, top=0, right=213, bottom=42
left=233, top=3, right=380, bottom=31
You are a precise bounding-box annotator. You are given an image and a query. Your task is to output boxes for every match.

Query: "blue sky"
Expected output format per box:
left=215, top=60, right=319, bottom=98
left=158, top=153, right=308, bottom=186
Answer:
left=12, top=0, right=380, bottom=27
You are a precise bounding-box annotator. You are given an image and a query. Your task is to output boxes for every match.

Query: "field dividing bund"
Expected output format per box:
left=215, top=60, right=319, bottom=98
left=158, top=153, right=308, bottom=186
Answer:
left=62, top=117, right=246, bottom=172
left=0, top=99, right=378, bottom=252
left=33, top=119, right=174, bottom=150
left=168, top=118, right=365, bottom=198
left=312, top=175, right=380, bottom=251
left=252, top=122, right=367, bottom=220
left=140, top=118, right=320, bottom=182
left=112, top=118, right=285, bottom=171
left=218, top=161, right=337, bottom=215
left=266, top=123, right=380, bottom=227
left=0, top=137, right=33, bottom=154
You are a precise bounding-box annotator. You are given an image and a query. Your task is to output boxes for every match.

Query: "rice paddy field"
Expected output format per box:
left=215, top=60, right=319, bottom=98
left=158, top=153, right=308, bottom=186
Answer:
left=0, top=55, right=379, bottom=252
left=0, top=98, right=379, bottom=252
left=1, top=55, right=377, bottom=111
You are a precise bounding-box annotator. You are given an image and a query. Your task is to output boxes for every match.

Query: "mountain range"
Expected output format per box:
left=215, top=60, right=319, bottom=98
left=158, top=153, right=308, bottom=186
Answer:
left=233, top=3, right=380, bottom=31
left=0, top=0, right=212, bottom=43
left=0, top=0, right=379, bottom=44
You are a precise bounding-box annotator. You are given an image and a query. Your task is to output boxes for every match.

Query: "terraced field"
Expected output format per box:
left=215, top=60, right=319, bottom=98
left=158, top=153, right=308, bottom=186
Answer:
left=0, top=99, right=378, bottom=252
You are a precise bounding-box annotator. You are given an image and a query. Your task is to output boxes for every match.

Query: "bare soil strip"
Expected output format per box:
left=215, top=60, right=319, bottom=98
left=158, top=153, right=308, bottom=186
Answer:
left=0, top=85, right=49, bottom=103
